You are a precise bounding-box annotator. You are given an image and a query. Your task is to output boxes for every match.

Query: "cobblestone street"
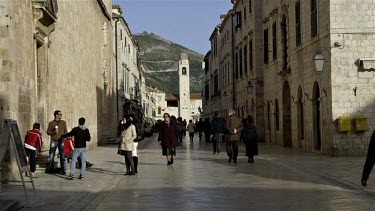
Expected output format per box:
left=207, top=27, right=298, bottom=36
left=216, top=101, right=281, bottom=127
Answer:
left=1, top=134, right=374, bottom=210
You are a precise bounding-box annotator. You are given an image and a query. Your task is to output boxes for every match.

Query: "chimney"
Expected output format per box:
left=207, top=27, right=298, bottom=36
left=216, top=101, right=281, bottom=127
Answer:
left=112, top=5, right=122, bottom=15
left=220, top=14, right=226, bottom=22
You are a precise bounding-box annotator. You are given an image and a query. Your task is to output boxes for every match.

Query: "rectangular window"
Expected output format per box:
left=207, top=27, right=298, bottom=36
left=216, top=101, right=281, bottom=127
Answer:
left=311, top=0, right=318, bottom=37
left=244, top=7, right=247, bottom=20
left=235, top=53, right=239, bottom=79
left=249, top=40, right=253, bottom=70
left=205, top=60, right=209, bottom=74
left=244, top=45, right=248, bottom=73
left=272, top=22, right=277, bottom=60
left=158, top=107, right=161, bottom=114
left=282, top=17, right=288, bottom=69
left=264, top=28, right=269, bottom=64
left=239, top=48, right=243, bottom=77
left=214, top=74, right=218, bottom=94
left=205, top=84, right=209, bottom=102
left=249, top=0, right=252, bottom=14
left=120, top=30, right=122, bottom=40
left=235, top=12, right=241, bottom=29
left=295, top=0, right=301, bottom=46
left=227, top=61, right=230, bottom=83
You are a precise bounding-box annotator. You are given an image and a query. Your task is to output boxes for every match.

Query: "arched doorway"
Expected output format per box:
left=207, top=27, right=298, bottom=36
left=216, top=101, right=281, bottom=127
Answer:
left=283, top=82, right=292, bottom=147
left=267, top=101, right=271, bottom=143
left=297, top=86, right=304, bottom=148
left=275, top=99, right=280, bottom=144
left=313, top=82, right=321, bottom=151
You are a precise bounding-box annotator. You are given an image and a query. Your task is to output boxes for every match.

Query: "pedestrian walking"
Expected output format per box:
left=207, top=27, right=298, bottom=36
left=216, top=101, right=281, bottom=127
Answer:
left=46, top=110, right=68, bottom=175
left=187, top=120, right=196, bottom=143
left=196, top=118, right=204, bottom=141
left=158, top=113, right=179, bottom=165
left=243, top=115, right=258, bottom=163
left=361, top=130, right=375, bottom=187
left=177, top=117, right=185, bottom=143
left=119, top=115, right=137, bottom=175
left=62, top=117, right=91, bottom=180
left=225, top=108, right=243, bottom=163
left=183, top=119, right=187, bottom=137
left=24, top=123, right=43, bottom=178
left=211, top=112, right=225, bottom=154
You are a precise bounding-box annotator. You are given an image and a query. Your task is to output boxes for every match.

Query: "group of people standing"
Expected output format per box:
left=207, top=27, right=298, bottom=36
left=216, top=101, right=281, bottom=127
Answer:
left=24, top=110, right=91, bottom=180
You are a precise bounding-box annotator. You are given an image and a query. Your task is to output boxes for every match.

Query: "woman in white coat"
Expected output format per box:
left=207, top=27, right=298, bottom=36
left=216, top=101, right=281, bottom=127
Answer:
left=120, top=115, right=137, bottom=175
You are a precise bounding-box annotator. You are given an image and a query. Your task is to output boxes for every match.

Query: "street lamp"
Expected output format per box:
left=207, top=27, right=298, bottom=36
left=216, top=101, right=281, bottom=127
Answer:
left=246, top=81, right=254, bottom=94
left=314, top=51, right=325, bottom=72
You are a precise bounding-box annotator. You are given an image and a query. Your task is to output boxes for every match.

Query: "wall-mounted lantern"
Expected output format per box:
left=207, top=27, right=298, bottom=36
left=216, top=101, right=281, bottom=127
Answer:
left=314, top=51, right=325, bottom=72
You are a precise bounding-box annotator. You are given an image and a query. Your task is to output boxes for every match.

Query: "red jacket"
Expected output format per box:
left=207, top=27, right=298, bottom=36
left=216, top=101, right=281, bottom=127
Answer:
left=24, top=129, right=42, bottom=153
left=64, top=138, right=74, bottom=157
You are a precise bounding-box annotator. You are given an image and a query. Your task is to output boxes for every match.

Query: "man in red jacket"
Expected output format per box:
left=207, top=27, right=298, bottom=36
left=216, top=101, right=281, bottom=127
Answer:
left=25, top=123, right=43, bottom=178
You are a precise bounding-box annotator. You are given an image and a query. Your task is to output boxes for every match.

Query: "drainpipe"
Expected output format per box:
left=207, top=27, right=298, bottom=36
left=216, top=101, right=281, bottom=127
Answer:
left=114, top=17, right=120, bottom=119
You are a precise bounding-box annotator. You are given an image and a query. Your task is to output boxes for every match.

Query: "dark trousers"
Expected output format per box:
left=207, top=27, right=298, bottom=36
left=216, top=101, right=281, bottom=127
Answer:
left=124, top=151, right=134, bottom=173
left=178, top=131, right=184, bottom=142
left=198, top=131, right=203, bottom=140
left=362, top=156, right=375, bottom=181
left=226, top=141, right=238, bottom=160
left=204, top=132, right=210, bottom=142
left=132, top=156, right=138, bottom=173
left=26, top=148, right=37, bottom=173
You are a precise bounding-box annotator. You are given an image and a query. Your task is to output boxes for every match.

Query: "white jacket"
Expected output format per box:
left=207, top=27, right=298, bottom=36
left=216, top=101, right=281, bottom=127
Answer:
left=121, top=125, right=136, bottom=151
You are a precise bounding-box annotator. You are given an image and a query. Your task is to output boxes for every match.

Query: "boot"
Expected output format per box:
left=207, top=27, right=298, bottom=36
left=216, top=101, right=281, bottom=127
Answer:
left=133, top=156, right=138, bottom=174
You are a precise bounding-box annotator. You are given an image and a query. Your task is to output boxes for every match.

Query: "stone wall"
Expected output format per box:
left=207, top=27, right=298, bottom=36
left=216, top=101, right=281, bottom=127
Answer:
left=0, top=0, right=117, bottom=180
left=46, top=0, right=115, bottom=148
left=330, top=0, right=375, bottom=156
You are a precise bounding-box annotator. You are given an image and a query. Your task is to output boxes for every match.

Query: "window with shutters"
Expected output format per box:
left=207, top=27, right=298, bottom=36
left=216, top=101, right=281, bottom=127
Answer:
left=272, top=22, right=277, bottom=60
left=249, top=40, right=253, bottom=70
left=295, top=1, right=301, bottom=46
left=311, top=0, right=318, bottom=37
left=264, top=29, right=269, bottom=64
left=244, top=45, right=248, bottom=73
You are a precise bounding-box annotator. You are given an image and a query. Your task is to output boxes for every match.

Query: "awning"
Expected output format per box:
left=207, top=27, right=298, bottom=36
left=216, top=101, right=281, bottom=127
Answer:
left=359, top=58, right=375, bottom=70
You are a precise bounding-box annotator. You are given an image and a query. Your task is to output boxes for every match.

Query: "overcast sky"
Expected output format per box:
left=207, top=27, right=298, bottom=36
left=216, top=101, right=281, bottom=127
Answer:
left=112, top=0, right=233, bottom=55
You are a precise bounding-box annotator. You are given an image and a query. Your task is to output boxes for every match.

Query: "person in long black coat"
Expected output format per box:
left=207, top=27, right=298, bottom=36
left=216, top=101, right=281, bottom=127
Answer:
left=158, top=113, right=179, bottom=165
left=361, top=130, right=375, bottom=187
left=243, top=115, right=258, bottom=163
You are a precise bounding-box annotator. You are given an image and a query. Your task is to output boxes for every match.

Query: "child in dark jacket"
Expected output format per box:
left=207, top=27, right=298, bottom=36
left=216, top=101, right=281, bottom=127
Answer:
left=24, top=123, right=43, bottom=178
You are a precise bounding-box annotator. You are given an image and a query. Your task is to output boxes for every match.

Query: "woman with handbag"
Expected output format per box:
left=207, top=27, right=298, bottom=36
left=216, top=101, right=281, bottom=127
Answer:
left=120, top=115, right=137, bottom=175
left=158, top=113, right=179, bottom=165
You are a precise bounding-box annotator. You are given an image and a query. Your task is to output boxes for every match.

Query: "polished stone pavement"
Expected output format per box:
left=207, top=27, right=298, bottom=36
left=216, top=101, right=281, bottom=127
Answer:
left=1, top=134, right=374, bottom=210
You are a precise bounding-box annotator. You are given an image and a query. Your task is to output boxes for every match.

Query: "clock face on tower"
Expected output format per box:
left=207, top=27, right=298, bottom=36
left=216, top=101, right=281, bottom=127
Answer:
left=181, top=90, right=189, bottom=99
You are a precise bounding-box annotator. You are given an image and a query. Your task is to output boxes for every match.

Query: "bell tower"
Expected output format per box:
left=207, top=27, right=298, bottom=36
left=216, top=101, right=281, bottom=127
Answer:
left=178, top=53, right=191, bottom=121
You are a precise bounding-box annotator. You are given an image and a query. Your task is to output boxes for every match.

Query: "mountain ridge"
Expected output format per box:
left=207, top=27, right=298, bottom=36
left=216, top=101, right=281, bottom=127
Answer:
left=133, top=32, right=204, bottom=94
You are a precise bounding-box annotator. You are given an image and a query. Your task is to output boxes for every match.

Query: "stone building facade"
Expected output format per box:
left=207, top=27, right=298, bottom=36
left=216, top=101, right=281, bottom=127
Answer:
left=203, top=0, right=265, bottom=140
left=205, top=0, right=375, bottom=156
left=0, top=0, right=116, bottom=178
left=112, top=5, right=143, bottom=122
